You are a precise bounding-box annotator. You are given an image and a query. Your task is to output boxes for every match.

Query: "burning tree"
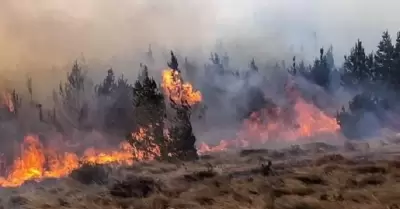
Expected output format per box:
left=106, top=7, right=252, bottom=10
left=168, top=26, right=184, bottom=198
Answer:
left=128, top=65, right=168, bottom=160
left=165, top=52, right=198, bottom=160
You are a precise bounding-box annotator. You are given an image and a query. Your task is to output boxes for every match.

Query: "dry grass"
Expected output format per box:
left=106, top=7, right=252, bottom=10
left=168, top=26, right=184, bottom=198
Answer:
left=3, top=141, right=400, bottom=209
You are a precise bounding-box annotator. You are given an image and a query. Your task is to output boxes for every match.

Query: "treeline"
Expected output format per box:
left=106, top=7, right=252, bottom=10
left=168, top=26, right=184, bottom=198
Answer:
left=2, top=30, right=400, bottom=162
left=0, top=52, right=199, bottom=162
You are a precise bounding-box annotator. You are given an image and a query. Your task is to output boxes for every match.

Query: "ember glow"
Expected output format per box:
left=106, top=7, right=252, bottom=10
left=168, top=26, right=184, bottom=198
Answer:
left=162, top=68, right=202, bottom=105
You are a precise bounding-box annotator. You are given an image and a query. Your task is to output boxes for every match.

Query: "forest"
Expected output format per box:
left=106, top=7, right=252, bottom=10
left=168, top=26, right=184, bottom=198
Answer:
left=1, top=30, right=400, bottom=164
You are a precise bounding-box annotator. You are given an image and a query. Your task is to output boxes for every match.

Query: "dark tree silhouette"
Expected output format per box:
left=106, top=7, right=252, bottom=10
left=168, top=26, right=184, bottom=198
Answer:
left=96, top=69, right=134, bottom=139
left=166, top=52, right=198, bottom=160
left=129, top=65, right=168, bottom=160
left=310, top=48, right=331, bottom=90
left=26, top=76, right=33, bottom=104
left=374, top=31, right=395, bottom=82
left=326, top=45, right=335, bottom=70
left=96, top=69, right=116, bottom=96
left=341, top=40, right=374, bottom=88
left=391, top=32, right=400, bottom=90
left=168, top=98, right=198, bottom=161
left=250, top=58, right=259, bottom=72
left=57, top=61, right=89, bottom=130
left=336, top=93, right=388, bottom=139
left=168, top=51, right=179, bottom=72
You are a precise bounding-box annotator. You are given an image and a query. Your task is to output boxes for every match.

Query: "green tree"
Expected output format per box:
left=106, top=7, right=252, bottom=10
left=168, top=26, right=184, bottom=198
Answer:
left=129, top=65, right=168, bottom=160
left=326, top=45, right=335, bottom=69
left=374, top=31, right=395, bottom=82
left=96, top=69, right=134, bottom=139
left=310, top=48, right=331, bottom=90
left=168, top=99, right=198, bottom=160
left=166, top=52, right=198, bottom=160
left=57, top=61, right=90, bottom=130
left=391, top=31, right=400, bottom=89
left=96, top=69, right=116, bottom=96
left=336, top=93, right=387, bottom=139
left=341, top=40, right=374, bottom=88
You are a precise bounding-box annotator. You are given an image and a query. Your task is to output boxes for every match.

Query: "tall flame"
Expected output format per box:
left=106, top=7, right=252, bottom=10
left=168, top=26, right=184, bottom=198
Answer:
left=162, top=69, right=202, bottom=105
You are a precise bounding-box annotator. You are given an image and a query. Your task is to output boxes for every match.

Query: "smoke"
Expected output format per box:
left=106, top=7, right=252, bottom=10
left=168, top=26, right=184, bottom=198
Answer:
left=0, top=0, right=399, bottom=143
left=1, top=0, right=399, bottom=72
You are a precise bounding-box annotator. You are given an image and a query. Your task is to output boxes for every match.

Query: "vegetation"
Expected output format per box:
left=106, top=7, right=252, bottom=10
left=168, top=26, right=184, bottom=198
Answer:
left=2, top=30, right=400, bottom=162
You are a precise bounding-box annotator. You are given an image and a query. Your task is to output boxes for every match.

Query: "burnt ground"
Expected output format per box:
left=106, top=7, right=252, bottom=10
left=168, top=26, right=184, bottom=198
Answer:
left=3, top=139, right=400, bottom=209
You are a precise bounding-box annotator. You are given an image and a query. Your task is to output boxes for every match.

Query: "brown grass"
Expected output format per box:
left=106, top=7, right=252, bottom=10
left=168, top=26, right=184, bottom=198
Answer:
left=4, top=143, right=400, bottom=209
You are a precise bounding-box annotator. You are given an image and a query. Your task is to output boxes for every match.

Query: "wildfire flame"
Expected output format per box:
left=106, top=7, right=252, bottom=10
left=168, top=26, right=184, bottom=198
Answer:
left=162, top=68, right=202, bottom=105
left=0, top=128, right=161, bottom=187
left=198, top=79, right=340, bottom=154
left=130, top=126, right=161, bottom=160
left=0, top=72, right=341, bottom=187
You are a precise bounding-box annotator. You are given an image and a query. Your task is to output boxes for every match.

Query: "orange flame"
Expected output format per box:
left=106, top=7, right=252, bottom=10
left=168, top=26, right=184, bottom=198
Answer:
left=162, top=69, right=202, bottom=105
left=0, top=128, right=161, bottom=187
left=130, top=126, right=161, bottom=160
left=198, top=80, right=340, bottom=154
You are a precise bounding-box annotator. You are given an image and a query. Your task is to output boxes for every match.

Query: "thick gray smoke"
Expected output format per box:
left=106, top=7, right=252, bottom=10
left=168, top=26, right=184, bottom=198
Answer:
left=0, top=0, right=400, bottom=147
left=1, top=0, right=399, bottom=73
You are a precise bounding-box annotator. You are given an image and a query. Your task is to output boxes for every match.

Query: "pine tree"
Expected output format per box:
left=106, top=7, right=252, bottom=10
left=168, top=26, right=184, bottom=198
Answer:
left=129, top=66, right=168, bottom=160
left=298, top=60, right=311, bottom=79
left=96, top=69, right=116, bottom=96
left=96, top=69, right=134, bottom=138
left=374, top=31, right=395, bottom=82
left=336, top=92, right=387, bottom=139
left=310, top=48, right=331, bottom=90
left=168, top=99, right=198, bottom=160
left=289, top=56, right=296, bottom=75
left=168, top=51, right=179, bottom=72
left=166, top=52, right=198, bottom=160
left=326, top=45, right=335, bottom=69
left=209, top=52, right=224, bottom=74
left=341, top=40, right=374, bottom=88
left=58, top=61, right=89, bottom=130
left=146, top=44, right=154, bottom=64
left=391, top=31, right=400, bottom=89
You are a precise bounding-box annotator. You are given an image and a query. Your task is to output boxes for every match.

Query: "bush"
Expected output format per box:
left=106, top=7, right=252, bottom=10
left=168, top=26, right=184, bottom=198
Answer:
left=69, top=163, right=111, bottom=185
left=109, top=176, right=162, bottom=198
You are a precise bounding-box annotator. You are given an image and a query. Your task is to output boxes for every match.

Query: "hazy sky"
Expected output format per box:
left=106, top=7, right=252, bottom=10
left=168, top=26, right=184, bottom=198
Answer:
left=0, top=0, right=400, bottom=74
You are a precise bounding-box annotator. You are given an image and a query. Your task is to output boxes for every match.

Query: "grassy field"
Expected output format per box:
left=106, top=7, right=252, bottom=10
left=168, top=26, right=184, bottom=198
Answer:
left=2, top=139, right=400, bottom=209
